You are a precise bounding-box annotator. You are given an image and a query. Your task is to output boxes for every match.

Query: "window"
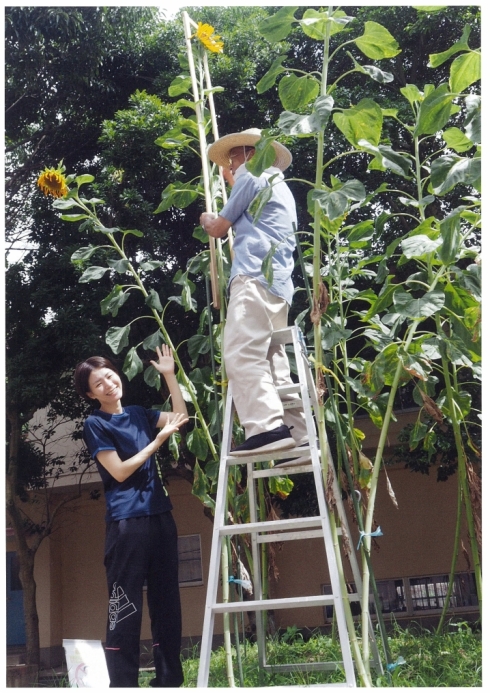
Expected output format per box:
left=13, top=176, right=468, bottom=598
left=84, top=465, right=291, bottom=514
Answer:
left=409, top=573, right=478, bottom=611
left=377, top=579, right=406, bottom=613
left=322, top=573, right=477, bottom=621
left=178, top=534, right=203, bottom=586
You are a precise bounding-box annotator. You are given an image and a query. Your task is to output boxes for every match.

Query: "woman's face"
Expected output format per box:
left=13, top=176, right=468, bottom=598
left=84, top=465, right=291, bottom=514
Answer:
left=87, top=367, right=123, bottom=407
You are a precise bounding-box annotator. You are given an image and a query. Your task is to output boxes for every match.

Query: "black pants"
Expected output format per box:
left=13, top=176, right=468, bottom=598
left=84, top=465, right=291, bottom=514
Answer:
left=103, top=512, right=183, bottom=688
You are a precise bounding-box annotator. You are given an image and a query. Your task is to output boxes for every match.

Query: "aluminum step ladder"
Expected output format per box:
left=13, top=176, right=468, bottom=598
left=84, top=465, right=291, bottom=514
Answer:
left=197, top=325, right=383, bottom=687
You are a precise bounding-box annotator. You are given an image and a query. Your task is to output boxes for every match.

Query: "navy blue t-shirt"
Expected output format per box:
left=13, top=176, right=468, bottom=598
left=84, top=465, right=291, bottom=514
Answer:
left=83, top=405, right=172, bottom=522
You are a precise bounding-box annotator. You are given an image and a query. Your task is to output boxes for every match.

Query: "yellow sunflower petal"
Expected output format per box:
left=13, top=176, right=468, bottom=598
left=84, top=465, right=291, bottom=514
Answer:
left=37, top=167, right=69, bottom=198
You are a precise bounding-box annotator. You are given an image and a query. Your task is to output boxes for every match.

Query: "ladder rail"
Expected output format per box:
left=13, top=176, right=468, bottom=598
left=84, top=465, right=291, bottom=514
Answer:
left=297, top=338, right=384, bottom=675
left=197, top=325, right=383, bottom=687
left=292, top=327, right=357, bottom=687
left=197, top=386, right=235, bottom=688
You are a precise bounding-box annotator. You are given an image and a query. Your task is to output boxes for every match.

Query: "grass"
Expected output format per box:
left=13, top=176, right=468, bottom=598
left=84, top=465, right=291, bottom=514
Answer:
left=137, top=620, right=482, bottom=688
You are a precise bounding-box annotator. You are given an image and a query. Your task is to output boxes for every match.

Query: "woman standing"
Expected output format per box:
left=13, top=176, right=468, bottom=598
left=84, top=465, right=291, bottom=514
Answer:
left=74, top=345, right=188, bottom=688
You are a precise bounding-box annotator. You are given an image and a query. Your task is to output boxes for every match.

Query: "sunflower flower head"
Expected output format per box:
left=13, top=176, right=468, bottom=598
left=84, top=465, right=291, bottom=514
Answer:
left=193, top=22, right=224, bottom=54
left=37, top=164, right=69, bottom=198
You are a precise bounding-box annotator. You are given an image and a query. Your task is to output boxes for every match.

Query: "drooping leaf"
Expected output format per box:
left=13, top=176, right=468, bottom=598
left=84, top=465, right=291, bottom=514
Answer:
left=100, top=285, right=130, bottom=317
left=78, top=266, right=110, bottom=283
left=278, top=74, right=319, bottom=111
left=278, top=95, right=334, bottom=136
left=359, top=140, right=411, bottom=177
left=106, top=324, right=130, bottom=354
left=358, top=452, right=373, bottom=490
left=400, top=235, right=442, bottom=259
left=409, top=419, right=429, bottom=450
left=449, top=50, right=481, bottom=94
left=143, top=329, right=165, bottom=352
left=430, top=154, right=481, bottom=195
left=393, top=289, right=445, bottom=319
left=312, top=179, right=366, bottom=220
left=400, top=84, right=424, bottom=106
left=191, top=461, right=215, bottom=510
left=168, top=74, right=192, bottom=97
left=333, top=98, right=383, bottom=147
left=245, top=136, right=277, bottom=177
left=256, top=54, right=288, bottom=94
left=107, top=258, right=130, bottom=274
left=249, top=177, right=275, bottom=223
left=258, top=5, right=298, bottom=42
left=428, top=24, right=472, bottom=67
left=398, top=351, right=431, bottom=381
left=188, top=334, right=210, bottom=365
left=268, top=475, right=294, bottom=499
left=75, top=174, right=95, bottom=187
left=71, top=245, right=98, bottom=263
left=187, top=427, right=209, bottom=461
left=154, top=181, right=200, bottom=213
left=414, top=83, right=454, bottom=136
left=299, top=8, right=352, bottom=40
left=145, top=288, right=164, bottom=312
left=123, top=347, right=143, bottom=381
left=353, top=21, right=401, bottom=60
left=464, top=95, right=481, bottom=144
left=347, top=51, right=394, bottom=84
left=261, top=242, right=280, bottom=288
left=60, top=213, right=89, bottom=222
left=144, top=364, right=161, bottom=390
left=442, top=127, right=474, bottom=153
left=168, top=432, right=181, bottom=462
left=438, top=209, right=462, bottom=265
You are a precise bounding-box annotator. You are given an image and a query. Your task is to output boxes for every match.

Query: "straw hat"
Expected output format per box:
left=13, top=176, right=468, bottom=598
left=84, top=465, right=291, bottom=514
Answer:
left=207, top=128, right=292, bottom=171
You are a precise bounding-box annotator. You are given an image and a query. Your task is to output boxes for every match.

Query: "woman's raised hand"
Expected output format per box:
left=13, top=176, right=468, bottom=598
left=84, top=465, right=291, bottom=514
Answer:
left=150, top=344, right=175, bottom=375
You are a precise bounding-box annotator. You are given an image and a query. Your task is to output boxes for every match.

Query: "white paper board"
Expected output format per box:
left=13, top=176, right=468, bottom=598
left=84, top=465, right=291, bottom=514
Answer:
left=63, top=639, right=110, bottom=688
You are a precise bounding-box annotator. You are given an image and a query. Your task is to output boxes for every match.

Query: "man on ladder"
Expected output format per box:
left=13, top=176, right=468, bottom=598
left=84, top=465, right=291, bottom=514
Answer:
left=200, top=127, right=311, bottom=463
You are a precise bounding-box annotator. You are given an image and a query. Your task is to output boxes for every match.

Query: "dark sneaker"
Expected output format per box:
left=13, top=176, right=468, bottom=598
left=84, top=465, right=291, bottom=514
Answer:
left=274, top=441, right=320, bottom=468
left=229, top=424, right=295, bottom=457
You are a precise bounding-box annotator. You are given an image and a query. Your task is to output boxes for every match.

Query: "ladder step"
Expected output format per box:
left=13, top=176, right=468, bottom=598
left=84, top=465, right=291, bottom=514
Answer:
left=218, top=516, right=322, bottom=537
left=211, top=594, right=335, bottom=614
left=257, top=529, right=324, bottom=543
left=252, top=685, right=350, bottom=689
left=252, top=464, right=313, bottom=478
left=270, top=326, right=296, bottom=346
left=261, top=661, right=344, bottom=674
left=276, top=383, right=301, bottom=396
left=226, top=445, right=313, bottom=466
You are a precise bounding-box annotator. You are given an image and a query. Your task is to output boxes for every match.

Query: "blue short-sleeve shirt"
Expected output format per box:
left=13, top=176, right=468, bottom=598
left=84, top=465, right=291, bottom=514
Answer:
left=83, top=405, right=172, bottom=522
left=220, top=165, right=297, bottom=305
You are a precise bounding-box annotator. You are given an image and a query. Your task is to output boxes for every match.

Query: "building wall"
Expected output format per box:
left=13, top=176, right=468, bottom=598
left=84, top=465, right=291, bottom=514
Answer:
left=6, top=409, right=477, bottom=666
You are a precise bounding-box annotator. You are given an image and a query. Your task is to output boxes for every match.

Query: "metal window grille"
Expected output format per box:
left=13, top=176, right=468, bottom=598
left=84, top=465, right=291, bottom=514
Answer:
left=178, top=534, right=203, bottom=586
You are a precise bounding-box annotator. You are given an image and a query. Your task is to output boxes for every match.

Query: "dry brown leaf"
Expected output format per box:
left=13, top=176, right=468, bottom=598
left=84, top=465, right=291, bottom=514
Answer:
left=385, top=468, right=399, bottom=509
left=310, top=282, right=329, bottom=325
left=419, top=390, right=447, bottom=430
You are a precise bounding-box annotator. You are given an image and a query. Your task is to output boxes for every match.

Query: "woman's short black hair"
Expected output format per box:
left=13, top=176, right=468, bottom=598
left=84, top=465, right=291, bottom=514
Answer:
left=74, top=356, right=119, bottom=403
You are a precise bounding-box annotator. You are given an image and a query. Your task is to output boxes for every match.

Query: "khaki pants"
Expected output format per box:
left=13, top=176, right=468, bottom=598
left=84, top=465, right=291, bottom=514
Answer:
left=224, top=275, right=308, bottom=441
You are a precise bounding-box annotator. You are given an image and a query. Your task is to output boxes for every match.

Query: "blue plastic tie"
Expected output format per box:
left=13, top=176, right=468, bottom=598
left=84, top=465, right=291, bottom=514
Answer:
left=228, top=576, right=252, bottom=591
left=387, top=656, right=406, bottom=672
left=357, top=526, right=383, bottom=550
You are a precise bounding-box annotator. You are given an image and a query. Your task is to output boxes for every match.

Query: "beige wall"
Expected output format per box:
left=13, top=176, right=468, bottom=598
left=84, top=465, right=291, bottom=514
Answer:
left=7, top=409, right=476, bottom=655
left=270, top=459, right=467, bottom=629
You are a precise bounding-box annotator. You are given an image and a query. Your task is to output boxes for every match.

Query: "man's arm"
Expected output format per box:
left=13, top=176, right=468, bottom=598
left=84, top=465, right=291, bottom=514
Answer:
left=200, top=212, right=232, bottom=239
